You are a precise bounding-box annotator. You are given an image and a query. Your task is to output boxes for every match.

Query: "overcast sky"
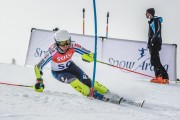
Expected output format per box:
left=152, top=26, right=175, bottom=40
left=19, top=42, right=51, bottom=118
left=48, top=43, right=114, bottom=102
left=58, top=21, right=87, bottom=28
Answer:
left=0, top=0, right=180, bottom=76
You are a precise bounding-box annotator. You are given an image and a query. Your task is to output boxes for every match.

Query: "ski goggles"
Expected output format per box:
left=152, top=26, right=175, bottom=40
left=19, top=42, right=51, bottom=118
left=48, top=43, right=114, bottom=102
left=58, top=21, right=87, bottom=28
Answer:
left=57, top=40, right=71, bottom=47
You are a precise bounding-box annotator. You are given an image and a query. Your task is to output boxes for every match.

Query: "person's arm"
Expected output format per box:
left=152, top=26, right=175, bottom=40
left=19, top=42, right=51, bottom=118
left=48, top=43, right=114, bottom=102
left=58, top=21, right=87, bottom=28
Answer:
left=151, top=19, right=161, bottom=45
left=35, top=48, right=52, bottom=79
left=34, top=47, right=53, bottom=92
left=72, top=42, right=94, bottom=62
left=72, top=42, right=91, bottom=55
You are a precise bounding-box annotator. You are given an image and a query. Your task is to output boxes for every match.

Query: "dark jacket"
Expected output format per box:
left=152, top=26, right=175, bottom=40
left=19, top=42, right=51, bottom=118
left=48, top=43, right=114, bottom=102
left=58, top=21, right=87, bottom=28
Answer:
left=148, top=16, right=163, bottom=50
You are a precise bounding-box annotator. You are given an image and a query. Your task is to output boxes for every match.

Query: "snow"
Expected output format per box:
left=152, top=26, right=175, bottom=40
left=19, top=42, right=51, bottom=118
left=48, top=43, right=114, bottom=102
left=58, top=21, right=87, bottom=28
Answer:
left=0, top=63, right=180, bottom=120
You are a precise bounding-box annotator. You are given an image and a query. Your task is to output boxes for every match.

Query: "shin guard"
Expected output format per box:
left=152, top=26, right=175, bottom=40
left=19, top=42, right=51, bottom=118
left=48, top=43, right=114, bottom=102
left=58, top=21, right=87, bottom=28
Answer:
left=70, top=79, right=90, bottom=96
left=94, top=81, right=108, bottom=94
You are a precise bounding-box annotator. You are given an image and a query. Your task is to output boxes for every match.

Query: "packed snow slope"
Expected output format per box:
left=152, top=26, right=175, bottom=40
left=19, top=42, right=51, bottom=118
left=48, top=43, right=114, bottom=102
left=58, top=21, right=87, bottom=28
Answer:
left=0, top=62, right=180, bottom=120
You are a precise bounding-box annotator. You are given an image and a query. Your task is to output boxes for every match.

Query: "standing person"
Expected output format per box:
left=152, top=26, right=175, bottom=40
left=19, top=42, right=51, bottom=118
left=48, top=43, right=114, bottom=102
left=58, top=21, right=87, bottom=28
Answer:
left=34, top=29, right=121, bottom=102
left=145, top=8, right=169, bottom=84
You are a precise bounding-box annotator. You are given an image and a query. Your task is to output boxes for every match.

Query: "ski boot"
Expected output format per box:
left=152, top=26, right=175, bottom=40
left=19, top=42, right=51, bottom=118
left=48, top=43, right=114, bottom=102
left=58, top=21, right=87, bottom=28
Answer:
left=150, top=76, right=169, bottom=84
left=102, top=91, right=123, bottom=104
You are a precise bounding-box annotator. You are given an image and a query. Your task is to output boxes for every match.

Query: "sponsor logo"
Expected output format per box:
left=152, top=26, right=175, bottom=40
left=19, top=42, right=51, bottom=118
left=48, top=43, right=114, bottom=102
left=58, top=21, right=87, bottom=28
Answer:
left=44, top=53, right=50, bottom=59
left=74, top=43, right=81, bottom=48
left=109, top=58, right=168, bottom=72
left=108, top=47, right=169, bottom=72
left=138, top=48, right=148, bottom=60
left=57, top=53, right=73, bottom=61
left=34, top=48, right=48, bottom=57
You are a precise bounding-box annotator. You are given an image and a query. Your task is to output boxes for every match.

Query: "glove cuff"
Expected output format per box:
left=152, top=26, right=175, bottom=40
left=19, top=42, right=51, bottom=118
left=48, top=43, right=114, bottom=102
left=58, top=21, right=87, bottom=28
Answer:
left=37, top=78, right=43, bottom=83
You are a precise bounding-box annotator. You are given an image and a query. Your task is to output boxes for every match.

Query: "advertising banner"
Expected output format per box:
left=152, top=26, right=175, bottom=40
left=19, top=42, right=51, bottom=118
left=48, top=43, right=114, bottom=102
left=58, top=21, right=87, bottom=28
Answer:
left=25, top=29, right=176, bottom=80
left=102, top=38, right=176, bottom=80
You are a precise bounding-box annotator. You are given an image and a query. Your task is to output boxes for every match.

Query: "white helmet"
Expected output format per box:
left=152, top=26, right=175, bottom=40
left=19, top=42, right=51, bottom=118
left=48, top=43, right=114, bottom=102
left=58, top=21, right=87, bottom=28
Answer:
left=54, top=30, right=71, bottom=42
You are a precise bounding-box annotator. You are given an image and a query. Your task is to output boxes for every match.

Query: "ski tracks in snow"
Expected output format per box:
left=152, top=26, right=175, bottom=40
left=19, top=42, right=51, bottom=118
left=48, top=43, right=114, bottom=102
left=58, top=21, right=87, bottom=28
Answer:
left=0, top=64, right=180, bottom=120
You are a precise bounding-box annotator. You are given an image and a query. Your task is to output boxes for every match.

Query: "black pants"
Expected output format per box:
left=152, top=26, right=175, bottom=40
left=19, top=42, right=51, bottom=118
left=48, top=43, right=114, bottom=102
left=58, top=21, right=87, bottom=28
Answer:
left=51, top=62, right=92, bottom=88
left=149, top=45, right=169, bottom=79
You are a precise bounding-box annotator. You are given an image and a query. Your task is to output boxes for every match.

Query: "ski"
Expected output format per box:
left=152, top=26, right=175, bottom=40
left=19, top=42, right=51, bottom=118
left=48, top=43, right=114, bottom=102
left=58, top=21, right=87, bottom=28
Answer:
left=119, top=98, right=145, bottom=107
left=98, top=91, right=145, bottom=108
left=104, top=98, right=145, bottom=108
left=100, top=94, right=145, bottom=108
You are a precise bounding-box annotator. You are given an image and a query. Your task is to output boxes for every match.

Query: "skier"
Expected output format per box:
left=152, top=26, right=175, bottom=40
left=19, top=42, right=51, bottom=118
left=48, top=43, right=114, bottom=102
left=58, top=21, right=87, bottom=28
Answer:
left=34, top=29, right=121, bottom=103
left=145, top=8, right=169, bottom=84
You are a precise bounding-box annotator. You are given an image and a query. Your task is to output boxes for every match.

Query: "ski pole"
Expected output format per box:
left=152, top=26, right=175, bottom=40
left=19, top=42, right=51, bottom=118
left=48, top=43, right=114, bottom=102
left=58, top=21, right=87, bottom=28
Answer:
left=0, top=82, right=33, bottom=88
left=96, top=60, right=155, bottom=78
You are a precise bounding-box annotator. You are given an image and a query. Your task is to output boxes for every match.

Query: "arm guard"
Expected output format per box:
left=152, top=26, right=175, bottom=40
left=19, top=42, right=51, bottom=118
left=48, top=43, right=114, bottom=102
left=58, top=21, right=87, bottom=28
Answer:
left=34, top=65, right=42, bottom=79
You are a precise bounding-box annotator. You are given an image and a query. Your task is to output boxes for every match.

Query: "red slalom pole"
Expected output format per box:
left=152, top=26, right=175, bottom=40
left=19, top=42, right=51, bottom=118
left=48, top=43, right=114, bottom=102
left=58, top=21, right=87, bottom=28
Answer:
left=0, top=81, right=33, bottom=88
left=106, top=12, right=109, bottom=38
left=97, top=60, right=155, bottom=78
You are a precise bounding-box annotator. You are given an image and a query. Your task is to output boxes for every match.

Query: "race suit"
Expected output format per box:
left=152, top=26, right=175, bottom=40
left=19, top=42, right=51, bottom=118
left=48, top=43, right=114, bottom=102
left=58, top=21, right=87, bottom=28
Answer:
left=35, top=42, right=108, bottom=96
left=36, top=42, right=91, bottom=85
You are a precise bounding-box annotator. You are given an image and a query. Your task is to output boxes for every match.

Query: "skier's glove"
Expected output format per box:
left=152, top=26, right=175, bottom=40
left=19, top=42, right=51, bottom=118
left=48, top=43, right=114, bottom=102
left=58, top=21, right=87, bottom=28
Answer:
left=81, top=53, right=94, bottom=62
left=34, top=78, right=45, bottom=92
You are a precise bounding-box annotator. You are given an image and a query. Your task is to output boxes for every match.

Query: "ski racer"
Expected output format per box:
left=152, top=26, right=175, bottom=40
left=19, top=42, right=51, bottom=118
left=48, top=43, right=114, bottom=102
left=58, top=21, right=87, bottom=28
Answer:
left=34, top=29, right=120, bottom=102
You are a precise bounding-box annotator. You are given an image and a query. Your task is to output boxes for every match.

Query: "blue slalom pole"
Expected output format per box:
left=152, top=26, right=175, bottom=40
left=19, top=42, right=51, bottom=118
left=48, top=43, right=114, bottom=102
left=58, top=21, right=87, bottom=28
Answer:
left=90, top=0, right=98, bottom=97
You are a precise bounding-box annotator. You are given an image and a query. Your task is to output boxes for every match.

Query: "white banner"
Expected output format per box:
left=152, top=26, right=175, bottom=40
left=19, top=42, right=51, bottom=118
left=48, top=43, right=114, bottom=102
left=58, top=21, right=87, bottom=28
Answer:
left=25, top=29, right=55, bottom=67
left=25, top=29, right=102, bottom=66
left=102, top=38, right=176, bottom=80
left=25, top=28, right=177, bottom=80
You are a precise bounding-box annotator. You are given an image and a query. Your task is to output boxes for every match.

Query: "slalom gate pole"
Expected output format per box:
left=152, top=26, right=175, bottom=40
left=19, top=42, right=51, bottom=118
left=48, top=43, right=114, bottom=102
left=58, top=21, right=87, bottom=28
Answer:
left=0, top=82, right=33, bottom=88
left=90, top=0, right=98, bottom=97
left=96, top=60, right=155, bottom=78
left=82, top=8, right=85, bottom=35
left=106, top=12, right=109, bottom=38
